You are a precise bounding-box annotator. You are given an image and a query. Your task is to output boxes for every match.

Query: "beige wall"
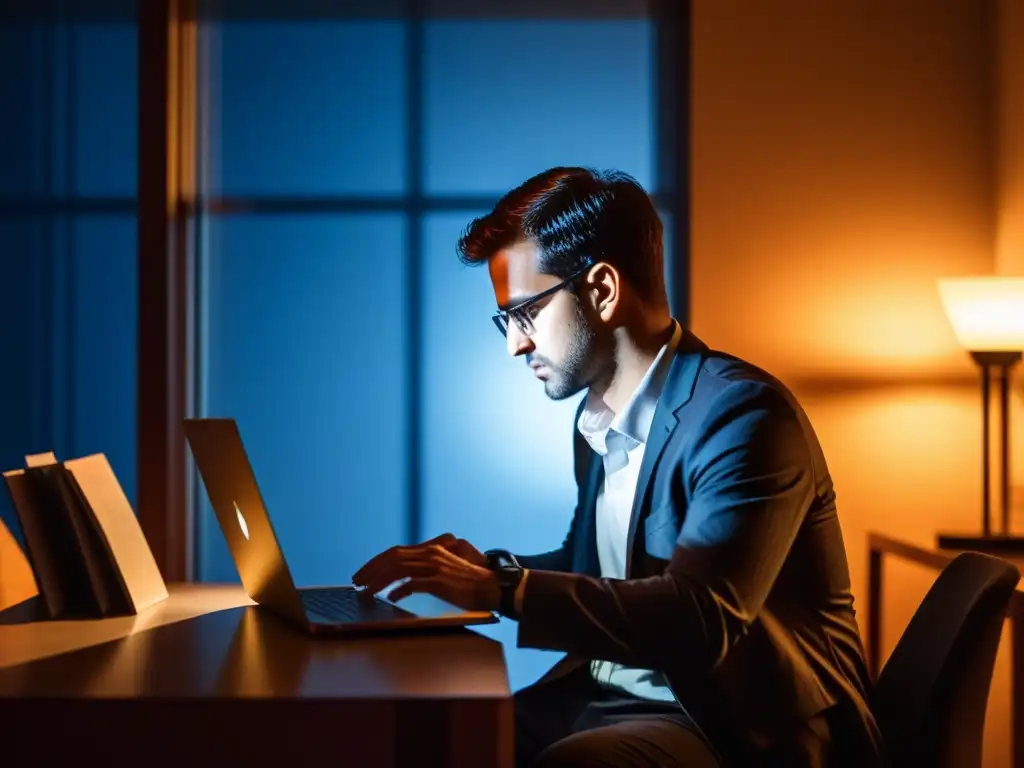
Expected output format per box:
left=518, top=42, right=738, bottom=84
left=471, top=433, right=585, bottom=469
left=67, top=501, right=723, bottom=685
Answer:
left=691, top=2, right=1020, bottom=765
left=996, top=0, right=1024, bottom=275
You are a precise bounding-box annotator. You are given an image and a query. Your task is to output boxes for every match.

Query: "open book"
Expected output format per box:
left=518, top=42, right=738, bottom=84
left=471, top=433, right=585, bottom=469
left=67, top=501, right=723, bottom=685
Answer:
left=2, top=453, right=168, bottom=619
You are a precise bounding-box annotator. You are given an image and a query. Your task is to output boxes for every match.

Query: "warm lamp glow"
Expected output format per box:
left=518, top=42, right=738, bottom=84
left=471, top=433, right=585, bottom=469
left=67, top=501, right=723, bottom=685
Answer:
left=937, top=276, right=1024, bottom=352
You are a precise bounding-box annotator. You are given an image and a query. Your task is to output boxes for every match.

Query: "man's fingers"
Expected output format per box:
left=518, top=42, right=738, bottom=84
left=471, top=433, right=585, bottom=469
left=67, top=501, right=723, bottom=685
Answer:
left=360, top=559, right=445, bottom=595
left=352, top=543, right=419, bottom=585
left=352, top=540, right=460, bottom=587
left=421, top=532, right=457, bottom=548
left=353, top=556, right=389, bottom=586
left=417, top=533, right=485, bottom=566
left=352, top=543, right=404, bottom=583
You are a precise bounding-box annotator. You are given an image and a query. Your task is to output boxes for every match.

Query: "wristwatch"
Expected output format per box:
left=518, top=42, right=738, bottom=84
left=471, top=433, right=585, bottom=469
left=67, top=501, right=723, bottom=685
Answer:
left=484, top=548, right=524, bottom=619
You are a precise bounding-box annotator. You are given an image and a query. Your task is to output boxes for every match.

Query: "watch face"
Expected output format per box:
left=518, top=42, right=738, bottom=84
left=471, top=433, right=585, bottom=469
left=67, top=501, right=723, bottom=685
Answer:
left=486, top=550, right=514, bottom=567
left=498, top=565, right=523, bottom=588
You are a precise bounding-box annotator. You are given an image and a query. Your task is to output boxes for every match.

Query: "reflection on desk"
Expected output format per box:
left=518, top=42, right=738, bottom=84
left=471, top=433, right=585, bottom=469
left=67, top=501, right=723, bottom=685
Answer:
left=0, top=583, right=254, bottom=670
left=0, top=584, right=513, bottom=767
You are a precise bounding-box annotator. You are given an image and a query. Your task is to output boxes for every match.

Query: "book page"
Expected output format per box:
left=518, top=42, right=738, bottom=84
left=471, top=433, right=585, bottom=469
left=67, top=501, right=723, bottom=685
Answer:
left=64, top=455, right=169, bottom=613
left=25, top=452, right=58, bottom=468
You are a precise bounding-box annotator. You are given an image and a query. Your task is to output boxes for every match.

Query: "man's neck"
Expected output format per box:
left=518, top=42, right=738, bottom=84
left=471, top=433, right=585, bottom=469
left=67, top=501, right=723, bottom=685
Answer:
left=591, top=318, right=675, bottom=416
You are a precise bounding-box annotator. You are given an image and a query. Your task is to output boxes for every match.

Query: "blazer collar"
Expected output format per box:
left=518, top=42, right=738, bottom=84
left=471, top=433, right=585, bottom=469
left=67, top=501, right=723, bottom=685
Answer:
left=658, top=325, right=709, bottom=418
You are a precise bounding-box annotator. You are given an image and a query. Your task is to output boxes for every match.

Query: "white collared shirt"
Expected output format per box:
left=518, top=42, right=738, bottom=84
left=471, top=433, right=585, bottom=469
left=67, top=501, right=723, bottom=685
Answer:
left=575, top=321, right=682, bottom=701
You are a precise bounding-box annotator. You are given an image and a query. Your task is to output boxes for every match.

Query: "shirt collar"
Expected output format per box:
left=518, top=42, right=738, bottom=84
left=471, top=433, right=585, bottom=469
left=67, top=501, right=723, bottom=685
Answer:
left=576, top=321, right=682, bottom=456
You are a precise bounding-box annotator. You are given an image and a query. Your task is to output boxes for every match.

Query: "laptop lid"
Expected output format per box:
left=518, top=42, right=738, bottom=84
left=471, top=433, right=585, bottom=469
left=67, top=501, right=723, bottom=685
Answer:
left=184, top=418, right=306, bottom=626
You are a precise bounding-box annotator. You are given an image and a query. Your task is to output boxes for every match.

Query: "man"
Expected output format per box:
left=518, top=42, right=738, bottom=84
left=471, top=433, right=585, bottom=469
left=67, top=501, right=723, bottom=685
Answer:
left=353, top=167, right=885, bottom=767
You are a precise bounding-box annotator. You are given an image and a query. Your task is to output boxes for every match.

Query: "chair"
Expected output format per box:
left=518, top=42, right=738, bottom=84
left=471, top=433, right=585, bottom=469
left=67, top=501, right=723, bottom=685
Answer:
left=871, top=551, right=1020, bottom=767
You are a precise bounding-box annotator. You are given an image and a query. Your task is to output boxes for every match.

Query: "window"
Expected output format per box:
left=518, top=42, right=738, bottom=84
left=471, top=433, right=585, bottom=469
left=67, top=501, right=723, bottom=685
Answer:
left=0, top=20, right=138, bottom=524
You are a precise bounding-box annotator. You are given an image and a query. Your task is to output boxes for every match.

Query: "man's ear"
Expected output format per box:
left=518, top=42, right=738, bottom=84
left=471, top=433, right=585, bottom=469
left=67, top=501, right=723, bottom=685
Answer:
left=583, top=263, right=621, bottom=321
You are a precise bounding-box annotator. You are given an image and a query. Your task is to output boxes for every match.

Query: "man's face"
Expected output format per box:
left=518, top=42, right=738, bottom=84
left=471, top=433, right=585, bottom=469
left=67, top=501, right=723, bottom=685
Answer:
left=488, top=240, right=604, bottom=400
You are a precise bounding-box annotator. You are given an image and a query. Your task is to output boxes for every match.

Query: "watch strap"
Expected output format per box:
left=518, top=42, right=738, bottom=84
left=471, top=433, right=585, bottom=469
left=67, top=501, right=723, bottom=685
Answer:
left=484, top=549, right=523, bottom=618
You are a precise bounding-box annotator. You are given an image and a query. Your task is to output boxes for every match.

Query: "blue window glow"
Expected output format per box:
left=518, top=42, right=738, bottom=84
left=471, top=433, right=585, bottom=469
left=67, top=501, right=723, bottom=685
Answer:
left=212, top=22, right=407, bottom=197
left=423, top=20, right=655, bottom=195
left=69, top=215, right=138, bottom=505
left=199, top=214, right=409, bottom=585
left=73, top=24, right=138, bottom=197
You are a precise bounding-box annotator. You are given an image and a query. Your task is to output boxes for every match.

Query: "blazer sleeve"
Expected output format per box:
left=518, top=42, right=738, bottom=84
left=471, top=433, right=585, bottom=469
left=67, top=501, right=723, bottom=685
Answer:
left=515, top=380, right=815, bottom=675
left=514, top=399, right=591, bottom=573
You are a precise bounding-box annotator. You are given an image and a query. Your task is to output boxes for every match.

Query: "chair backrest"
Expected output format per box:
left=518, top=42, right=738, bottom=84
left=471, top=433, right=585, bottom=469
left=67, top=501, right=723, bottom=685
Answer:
left=871, top=551, right=1020, bottom=767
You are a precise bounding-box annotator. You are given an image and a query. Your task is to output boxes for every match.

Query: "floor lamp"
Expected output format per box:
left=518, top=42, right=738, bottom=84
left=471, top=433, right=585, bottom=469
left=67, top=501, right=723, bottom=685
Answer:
left=936, top=276, right=1024, bottom=554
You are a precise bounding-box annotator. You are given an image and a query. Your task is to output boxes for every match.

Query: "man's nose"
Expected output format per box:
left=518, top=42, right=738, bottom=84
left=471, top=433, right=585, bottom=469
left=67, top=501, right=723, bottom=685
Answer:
left=506, top=323, right=534, bottom=357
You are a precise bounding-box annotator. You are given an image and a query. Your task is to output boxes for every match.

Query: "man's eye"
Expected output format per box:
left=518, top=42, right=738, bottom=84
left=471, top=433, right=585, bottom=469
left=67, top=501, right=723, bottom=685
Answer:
left=510, top=308, right=532, bottom=325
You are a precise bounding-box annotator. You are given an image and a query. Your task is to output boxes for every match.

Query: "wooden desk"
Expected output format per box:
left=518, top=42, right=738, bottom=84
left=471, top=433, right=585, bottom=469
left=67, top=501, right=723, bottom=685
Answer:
left=867, top=532, right=1024, bottom=768
left=0, top=584, right=513, bottom=767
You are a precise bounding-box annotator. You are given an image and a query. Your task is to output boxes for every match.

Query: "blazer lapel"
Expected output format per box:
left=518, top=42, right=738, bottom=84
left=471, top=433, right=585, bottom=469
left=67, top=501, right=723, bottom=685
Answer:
left=624, top=330, right=707, bottom=577
left=577, top=449, right=604, bottom=577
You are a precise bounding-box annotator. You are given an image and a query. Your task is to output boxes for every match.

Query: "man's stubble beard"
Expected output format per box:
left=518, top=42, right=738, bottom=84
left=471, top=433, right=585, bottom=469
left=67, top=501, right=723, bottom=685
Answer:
left=543, top=301, right=607, bottom=401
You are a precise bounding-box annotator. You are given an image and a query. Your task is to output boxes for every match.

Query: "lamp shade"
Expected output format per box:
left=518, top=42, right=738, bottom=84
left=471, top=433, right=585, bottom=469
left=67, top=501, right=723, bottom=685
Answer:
left=937, top=276, right=1024, bottom=352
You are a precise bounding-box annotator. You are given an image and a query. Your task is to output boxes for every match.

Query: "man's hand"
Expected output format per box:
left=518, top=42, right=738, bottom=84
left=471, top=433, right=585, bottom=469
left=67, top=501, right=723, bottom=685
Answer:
left=429, top=532, right=488, bottom=568
left=351, top=533, right=499, bottom=612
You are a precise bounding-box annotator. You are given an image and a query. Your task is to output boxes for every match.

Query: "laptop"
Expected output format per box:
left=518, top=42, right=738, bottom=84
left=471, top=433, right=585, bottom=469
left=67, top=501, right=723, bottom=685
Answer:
left=184, top=417, right=498, bottom=636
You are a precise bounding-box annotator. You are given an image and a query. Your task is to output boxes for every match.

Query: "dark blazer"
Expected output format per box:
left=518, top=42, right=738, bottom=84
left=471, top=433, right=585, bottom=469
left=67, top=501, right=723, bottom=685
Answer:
left=514, top=327, right=885, bottom=767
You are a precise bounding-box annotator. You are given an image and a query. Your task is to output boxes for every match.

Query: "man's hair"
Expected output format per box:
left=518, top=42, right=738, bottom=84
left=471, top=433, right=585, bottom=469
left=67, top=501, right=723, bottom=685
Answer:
left=456, top=167, right=666, bottom=303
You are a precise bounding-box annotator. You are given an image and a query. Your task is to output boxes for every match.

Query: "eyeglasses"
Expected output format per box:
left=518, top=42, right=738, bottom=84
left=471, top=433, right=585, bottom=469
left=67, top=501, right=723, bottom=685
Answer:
left=492, top=265, right=591, bottom=338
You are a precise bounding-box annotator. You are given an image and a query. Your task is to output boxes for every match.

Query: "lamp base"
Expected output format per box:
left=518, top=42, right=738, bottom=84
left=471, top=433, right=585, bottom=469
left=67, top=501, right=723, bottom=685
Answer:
left=936, top=533, right=1024, bottom=555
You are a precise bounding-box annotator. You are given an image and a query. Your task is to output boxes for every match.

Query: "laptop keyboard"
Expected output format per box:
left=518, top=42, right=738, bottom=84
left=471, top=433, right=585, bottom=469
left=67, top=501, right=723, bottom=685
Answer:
left=298, top=588, right=416, bottom=624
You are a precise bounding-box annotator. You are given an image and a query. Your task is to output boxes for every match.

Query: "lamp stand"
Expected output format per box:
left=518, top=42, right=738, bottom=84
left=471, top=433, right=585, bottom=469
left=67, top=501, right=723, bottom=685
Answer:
left=938, top=350, right=1024, bottom=554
